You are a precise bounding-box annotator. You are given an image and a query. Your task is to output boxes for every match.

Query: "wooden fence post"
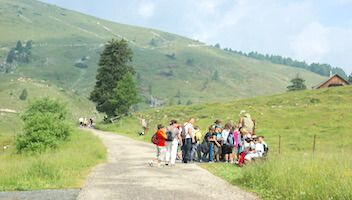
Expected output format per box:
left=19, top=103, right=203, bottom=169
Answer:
left=313, top=135, right=316, bottom=152
left=279, top=135, right=281, bottom=154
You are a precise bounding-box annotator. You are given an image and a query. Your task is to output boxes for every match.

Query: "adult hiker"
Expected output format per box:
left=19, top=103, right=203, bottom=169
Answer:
left=141, top=116, right=149, bottom=134
left=182, top=118, right=195, bottom=163
left=239, top=113, right=255, bottom=134
left=165, top=120, right=183, bottom=166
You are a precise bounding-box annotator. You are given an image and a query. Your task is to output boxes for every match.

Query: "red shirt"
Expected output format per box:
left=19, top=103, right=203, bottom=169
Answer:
left=156, top=130, right=166, bottom=147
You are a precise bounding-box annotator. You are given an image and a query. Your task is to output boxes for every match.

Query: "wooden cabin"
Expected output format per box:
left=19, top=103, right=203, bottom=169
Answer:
left=313, top=74, right=350, bottom=89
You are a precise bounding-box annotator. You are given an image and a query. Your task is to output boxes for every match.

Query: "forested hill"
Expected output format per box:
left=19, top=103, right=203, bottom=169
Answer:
left=0, top=0, right=325, bottom=110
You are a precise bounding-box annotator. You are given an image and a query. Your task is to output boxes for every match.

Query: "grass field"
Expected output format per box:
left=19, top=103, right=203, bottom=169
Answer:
left=0, top=129, right=106, bottom=191
left=97, top=86, right=352, bottom=199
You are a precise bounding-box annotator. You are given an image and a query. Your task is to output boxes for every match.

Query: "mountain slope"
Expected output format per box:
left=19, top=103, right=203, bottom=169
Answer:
left=0, top=75, right=101, bottom=136
left=0, top=0, right=325, bottom=109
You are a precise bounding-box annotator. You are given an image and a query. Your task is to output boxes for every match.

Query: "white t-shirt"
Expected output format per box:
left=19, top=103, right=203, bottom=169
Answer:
left=184, top=123, right=194, bottom=139
left=255, top=143, right=264, bottom=157
left=250, top=142, right=256, bottom=150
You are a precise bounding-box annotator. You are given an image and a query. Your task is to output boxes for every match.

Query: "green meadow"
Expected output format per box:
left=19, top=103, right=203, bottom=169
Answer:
left=97, top=86, right=352, bottom=199
left=0, top=129, right=106, bottom=191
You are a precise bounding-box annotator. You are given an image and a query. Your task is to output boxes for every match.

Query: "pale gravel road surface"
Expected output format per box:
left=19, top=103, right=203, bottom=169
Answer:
left=77, top=129, right=260, bottom=200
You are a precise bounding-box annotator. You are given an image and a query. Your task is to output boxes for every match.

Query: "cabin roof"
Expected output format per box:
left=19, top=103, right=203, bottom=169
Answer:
left=312, top=74, right=350, bottom=89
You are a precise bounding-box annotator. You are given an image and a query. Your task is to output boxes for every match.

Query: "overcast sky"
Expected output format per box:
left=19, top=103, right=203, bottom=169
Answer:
left=40, top=0, right=352, bottom=74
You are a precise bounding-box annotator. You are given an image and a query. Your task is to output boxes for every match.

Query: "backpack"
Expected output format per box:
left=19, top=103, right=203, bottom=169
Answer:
left=165, top=127, right=174, bottom=142
left=227, top=132, right=235, bottom=146
left=151, top=133, right=160, bottom=145
left=263, top=144, right=269, bottom=156
left=200, top=141, right=210, bottom=153
left=181, top=123, right=188, bottom=139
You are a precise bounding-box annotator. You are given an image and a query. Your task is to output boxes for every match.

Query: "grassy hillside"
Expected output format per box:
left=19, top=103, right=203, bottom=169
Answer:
left=0, top=0, right=325, bottom=109
left=97, top=86, right=352, bottom=199
left=0, top=75, right=101, bottom=139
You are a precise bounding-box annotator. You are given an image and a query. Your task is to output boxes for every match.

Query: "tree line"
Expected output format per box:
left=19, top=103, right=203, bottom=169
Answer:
left=222, top=48, right=348, bottom=79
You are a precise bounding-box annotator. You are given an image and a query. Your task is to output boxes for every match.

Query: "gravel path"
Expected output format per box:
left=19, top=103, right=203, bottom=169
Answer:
left=77, top=129, right=260, bottom=200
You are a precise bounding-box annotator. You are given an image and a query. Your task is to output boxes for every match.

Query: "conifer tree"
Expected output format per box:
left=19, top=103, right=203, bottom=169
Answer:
left=287, top=76, right=307, bottom=92
left=90, top=39, right=139, bottom=117
left=19, top=88, right=28, bottom=100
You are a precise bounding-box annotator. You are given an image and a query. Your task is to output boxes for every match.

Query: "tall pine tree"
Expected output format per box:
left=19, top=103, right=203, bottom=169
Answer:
left=90, top=39, right=139, bottom=117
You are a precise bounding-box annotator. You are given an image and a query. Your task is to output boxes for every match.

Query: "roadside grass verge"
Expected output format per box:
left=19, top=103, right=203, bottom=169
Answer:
left=203, top=153, right=352, bottom=199
left=0, top=129, right=106, bottom=191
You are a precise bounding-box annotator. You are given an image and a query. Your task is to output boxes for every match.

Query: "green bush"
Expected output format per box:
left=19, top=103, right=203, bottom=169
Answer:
left=15, top=97, right=72, bottom=153
left=19, top=88, right=28, bottom=100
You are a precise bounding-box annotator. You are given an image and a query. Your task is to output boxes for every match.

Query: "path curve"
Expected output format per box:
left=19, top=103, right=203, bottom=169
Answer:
left=78, top=129, right=260, bottom=200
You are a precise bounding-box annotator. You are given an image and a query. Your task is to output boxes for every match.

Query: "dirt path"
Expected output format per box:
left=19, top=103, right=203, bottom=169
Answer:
left=77, top=129, right=259, bottom=200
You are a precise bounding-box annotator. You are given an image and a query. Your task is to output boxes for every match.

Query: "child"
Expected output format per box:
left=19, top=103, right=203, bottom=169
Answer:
left=191, top=126, right=202, bottom=162
left=213, top=120, right=222, bottom=129
left=148, top=124, right=167, bottom=167
left=201, top=127, right=217, bottom=163
left=221, top=123, right=233, bottom=163
left=214, top=127, right=222, bottom=162
left=244, top=138, right=264, bottom=163
left=258, top=136, right=268, bottom=156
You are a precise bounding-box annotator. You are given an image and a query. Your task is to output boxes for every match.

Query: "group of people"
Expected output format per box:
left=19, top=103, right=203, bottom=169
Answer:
left=148, top=114, right=268, bottom=167
left=78, top=117, right=95, bottom=128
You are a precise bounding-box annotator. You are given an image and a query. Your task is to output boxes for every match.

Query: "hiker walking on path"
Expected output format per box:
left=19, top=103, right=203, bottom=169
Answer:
left=182, top=118, right=195, bottom=163
left=148, top=124, right=167, bottom=167
left=165, top=120, right=182, bottom=166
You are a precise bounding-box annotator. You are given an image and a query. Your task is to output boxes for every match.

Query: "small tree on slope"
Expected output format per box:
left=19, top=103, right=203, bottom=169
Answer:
left=287, top=76, right=307, bottom=92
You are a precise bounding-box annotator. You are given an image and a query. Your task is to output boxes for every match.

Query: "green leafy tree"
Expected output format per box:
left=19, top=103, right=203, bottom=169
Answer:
left=212, top=70, right=220, bottom=81
left=287, top=76, right=307, bottom=92
left=348, top=73, right=352, bottom=84
left=19, top=88, right=28, bottom=100
left=15, top=98, right=72, bottom=152
left=90, top=39, right=138, bottom=117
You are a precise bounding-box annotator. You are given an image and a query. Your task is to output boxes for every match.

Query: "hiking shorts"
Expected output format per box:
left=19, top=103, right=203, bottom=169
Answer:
left=223, top=145, right=233, bottom=154
left=156, top=146, right=166, bottom=161
left=214, top=145, right=222, bottom=154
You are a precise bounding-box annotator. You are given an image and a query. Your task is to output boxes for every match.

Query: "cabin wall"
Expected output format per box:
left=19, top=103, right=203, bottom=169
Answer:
left=319, top=76, right=349, bottom=88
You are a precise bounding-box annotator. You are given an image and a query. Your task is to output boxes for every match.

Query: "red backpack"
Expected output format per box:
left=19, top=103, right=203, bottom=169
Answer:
left=151, top=133, right=160, bottom=145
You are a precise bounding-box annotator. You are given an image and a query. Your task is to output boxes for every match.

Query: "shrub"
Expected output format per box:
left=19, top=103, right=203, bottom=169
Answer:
left=19, top=88, right=27, bottom=100
left=15, top=98, right=72, bottom=153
